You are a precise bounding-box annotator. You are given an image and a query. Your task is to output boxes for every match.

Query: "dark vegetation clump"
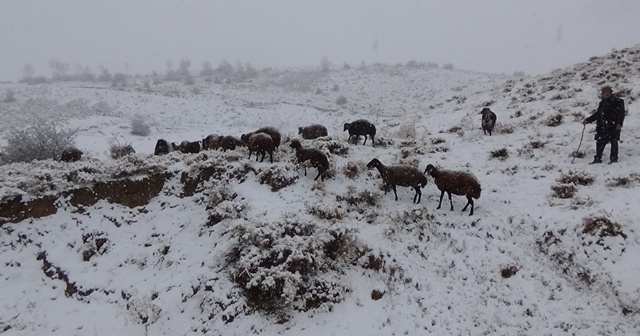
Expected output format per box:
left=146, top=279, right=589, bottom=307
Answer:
left=571, top=151, right=586, bottom=159
left=582, top=216, right=627, bottom=240
left=80, top=231, right=110, bottom=261
left=606, top=174, right=640, bottom=188
left=257, top=165, right=299, bottom=191
left=431, top=137, right=445, bottom=145
left=551, top=184, right=577, bottom=199
left=557, top=170, right=595, bottom=186
left=490, top=148, right=509, bottom=161
left=545, top=114, right=564, bottom=127
left=323, top=141, right=349, bottom=156
left=228, top=217, right=362, bottom=315
left=336, top=187, right=380, bottom=208
left=342, top=161, right=361, bottom=179
left=500, top=265, right=519, bottom=279
left=109, top=139, right=136, bottom=159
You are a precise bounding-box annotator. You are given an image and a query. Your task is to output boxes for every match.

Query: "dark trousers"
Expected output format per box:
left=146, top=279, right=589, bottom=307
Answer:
left=595, top=138, right=619, bottom=161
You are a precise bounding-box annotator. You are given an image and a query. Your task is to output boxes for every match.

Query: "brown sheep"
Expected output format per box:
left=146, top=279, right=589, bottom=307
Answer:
left=298, top=124, right=328, bottom=140
left=203, top=134, right=242, bottom=151
left=247, top=132, right=274, bottom=163
left=219, top=135, right=243, bottom=151
left=424, top=164, right=481, bottom=216
left=246, top=127, right=281, bottom=148
left=289, top=139, right=329, bottom=181
left=202, top=134, right=221, bottom=151
left=366, top=158, right=428, bottom=203
left=60, top=147, right=83, bottom=162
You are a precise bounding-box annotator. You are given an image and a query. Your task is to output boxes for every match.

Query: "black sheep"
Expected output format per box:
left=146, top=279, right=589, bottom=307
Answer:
left=344, top=119, right=376, bottom=146
left=154, top=139, right=176, bottom=155
left=60, top=147, right=83, bottom=162
left=177, top=140, right=202, bottom=154
left=480, top=108, right=497, bottom=136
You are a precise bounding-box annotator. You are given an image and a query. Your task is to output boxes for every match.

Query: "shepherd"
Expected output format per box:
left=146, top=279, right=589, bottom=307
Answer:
left=582, top=86, right=625, bottom=164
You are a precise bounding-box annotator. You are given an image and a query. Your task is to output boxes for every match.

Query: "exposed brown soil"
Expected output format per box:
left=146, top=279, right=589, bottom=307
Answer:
left=0, top=172, right=172, bottom=226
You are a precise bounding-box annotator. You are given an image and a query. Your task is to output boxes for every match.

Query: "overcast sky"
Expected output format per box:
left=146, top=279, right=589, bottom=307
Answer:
left=1, top=0, right=639, bottom=82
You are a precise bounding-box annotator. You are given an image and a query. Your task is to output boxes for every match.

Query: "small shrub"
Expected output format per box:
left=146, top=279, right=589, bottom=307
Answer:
left=545, top=114, right=563, bottom=127
left=228, top=216, right=355, bottom=314
left=1, top=121, right=78, bottom=164
left=571, top=111, right=585, bottom=121
left=323, top=141, right=349, bottom=156
left=359, top=251, right=385, bottom=271
left=80, top=231, right=110, bottom=261
left=109, top=136, right=136, bottom=159
left=582, top=216, right=627, bottom=239
left=431, top=138, right=445, bottom=145
left=343, top=161, right=361, bottom=179
left=557, top=170, right=594, bottom=186
left=527, top=140, right=546, bottom=149
left=336, top=186, right=380, bottom=208
left=131, top=116, right=151, bottom=136
left=3, top=88, right=16, bottom=102
left=490, top=148, right=509, bottom=161
left=570, top=151, right=585, bottom=159
left=499, top=125, right=514, bottom=134
left=551, top=184, right=576, bottom=199
left=500, top=265, right=518, bottom=278
left=307, top=203, right=345, bottom=220
left=606, top=176, right=633, bottom=188
left=257, top=165, right=299, bottom=191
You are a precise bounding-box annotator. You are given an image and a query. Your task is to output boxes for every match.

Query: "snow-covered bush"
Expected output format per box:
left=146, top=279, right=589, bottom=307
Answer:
left=257, top=164, right=299, bottom=191
left=3, top=88, right=16, bottom=103
left=557, top=170, right=594, bottom=186
left=228, top=215, right=358, bottom=314
left=131, top=116, right=151, bottom=136
left=1, top=121, right=78, bottom=164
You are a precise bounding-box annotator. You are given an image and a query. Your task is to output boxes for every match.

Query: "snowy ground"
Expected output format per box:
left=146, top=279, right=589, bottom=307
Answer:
left=1, top=46, right=640, bottom=335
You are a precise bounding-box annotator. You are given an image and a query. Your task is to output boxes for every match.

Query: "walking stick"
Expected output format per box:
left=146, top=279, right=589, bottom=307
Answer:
left=572, top=124, right=586, bottom=164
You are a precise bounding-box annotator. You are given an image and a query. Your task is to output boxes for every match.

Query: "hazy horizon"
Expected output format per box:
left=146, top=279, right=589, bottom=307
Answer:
left=2, top=0, right=639, bottom=82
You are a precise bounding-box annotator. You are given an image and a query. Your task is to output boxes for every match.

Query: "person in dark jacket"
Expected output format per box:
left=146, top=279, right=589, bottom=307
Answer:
left=582, top=86, right=625, bottom=164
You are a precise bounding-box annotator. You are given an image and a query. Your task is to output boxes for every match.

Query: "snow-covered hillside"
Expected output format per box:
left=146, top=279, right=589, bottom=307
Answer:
left=1, top=46, right=639, bottom=335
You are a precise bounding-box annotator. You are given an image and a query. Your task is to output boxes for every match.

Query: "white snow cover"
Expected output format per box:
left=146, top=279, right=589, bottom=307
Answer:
left=1, top=46, right=640, bottom=335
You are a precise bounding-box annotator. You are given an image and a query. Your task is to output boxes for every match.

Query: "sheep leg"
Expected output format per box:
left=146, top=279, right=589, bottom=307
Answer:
left=362, top=135, right=367, bottom=146
left=248, top=151, right=253, bottom=160
left=392, top=185, right=399, bottom=201
left=268, top=151, right=273, bottom=163
left=314, top=169, right=322, bottom=181
left=462, top=197, right=474, bottom=216
left=259, top=150, right=264, bottom=162
left=413, top=186, right=421, bottom=203
left=371, top=135, right=375, bottom=147
left=448, top=192, right=454, bottom=211
left=437, top=190, right=445, bottom=209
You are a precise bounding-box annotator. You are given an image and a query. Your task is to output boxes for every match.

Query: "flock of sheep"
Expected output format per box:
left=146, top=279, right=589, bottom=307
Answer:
left=149, top=108, right=497, bottom=216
